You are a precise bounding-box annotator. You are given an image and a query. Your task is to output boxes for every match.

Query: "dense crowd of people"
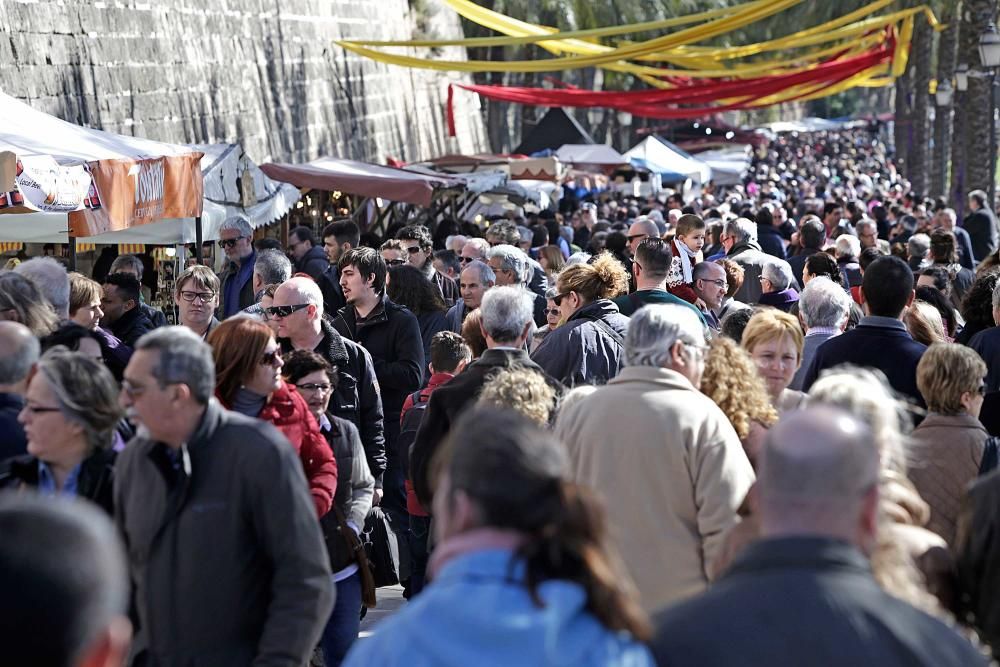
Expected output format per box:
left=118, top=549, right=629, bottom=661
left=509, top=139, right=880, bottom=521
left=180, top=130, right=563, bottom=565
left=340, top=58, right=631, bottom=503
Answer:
left=6, top=125, right=1000, bottom=666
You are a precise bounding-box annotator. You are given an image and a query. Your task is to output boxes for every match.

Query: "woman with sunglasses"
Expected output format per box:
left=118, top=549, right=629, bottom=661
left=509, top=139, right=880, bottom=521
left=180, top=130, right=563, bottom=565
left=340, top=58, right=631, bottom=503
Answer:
left=208, top=317, right=337, bottom=517
left=531, top=253, right=630, bottom=386
left=530, top=288, right=562, bottom=353
left=909, top=343, right=991, bottom=545
left=2, top=348, right=121, bottom=514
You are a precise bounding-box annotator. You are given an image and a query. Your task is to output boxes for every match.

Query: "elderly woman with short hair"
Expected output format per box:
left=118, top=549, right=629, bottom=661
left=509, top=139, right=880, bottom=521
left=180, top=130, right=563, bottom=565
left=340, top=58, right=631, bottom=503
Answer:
left=2, top=348, right=122, bottom=514
left=790, top=276, right=851, bottom=390
left=756, top=259, right=799, bottom=312
left=909, top=343, right=990, bottom=545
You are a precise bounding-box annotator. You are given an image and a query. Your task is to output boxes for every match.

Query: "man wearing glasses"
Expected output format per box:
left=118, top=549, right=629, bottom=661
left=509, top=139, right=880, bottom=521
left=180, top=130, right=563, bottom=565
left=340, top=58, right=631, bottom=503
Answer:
left=217, top=216, right=256, bottom=318
left=173, top=266, right=220, bottom=339
left=690, top=261, right=729, bottom=331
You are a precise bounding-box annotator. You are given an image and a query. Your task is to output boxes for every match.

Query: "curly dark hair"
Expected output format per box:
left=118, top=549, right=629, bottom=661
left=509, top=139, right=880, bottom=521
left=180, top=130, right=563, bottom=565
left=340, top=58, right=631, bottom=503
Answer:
left=386, top=264, right=447, bottom=315
left=804, top=252, right=844, bottom=287
left=960, top=269, right=1000, bottom=331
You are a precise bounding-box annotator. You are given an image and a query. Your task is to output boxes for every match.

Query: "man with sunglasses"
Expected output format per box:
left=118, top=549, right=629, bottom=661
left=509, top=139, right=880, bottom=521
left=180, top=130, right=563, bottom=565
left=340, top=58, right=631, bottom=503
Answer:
left=216, top=216, right=256, bottom=318
left=271, top=277, right=386, bottom=500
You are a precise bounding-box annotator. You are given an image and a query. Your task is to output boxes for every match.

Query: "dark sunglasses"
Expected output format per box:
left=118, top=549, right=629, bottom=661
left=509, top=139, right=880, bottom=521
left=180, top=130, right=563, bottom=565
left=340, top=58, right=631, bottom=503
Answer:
left=976, top=383, right=988, bottom=396
left=627, top=234, right=649, bottom=242
left=217, top=237, right=246, bottom=249
left=544, top=308, right=560, bottom=316
left=459, top=256, right=477, bottom=264
left=263, top=303, right=310, bottom=318
left=260, top=350, right=282, bottom=367
left=552, top=292, right=570, bottom=306
left=386, top=258, right=406, bottom=266
left=404, top=246, right=423, bottom=254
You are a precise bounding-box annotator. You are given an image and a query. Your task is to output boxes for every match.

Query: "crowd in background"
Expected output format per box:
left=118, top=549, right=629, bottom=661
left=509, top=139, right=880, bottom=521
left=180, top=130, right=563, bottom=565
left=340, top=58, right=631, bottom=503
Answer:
left=5, top=123, right=1000, bottom=666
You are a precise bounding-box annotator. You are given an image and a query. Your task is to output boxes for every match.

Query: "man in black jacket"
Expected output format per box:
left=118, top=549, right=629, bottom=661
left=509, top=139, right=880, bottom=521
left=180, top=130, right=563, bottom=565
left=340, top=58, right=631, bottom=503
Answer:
left=216, top=216, right=257, bottom=318
left=411, top=286, right=562, bottom=507
left=333, top=247, right=423, bottom=523
left=116, top=326, right=333, bottom=666
left=272, top=276, right=386, bottom=491
left=652, top=408, right=987, bottom=667
left=319, top=219, right=359, bottom=316
left=100, top=273, right=154, bottom=348
left=787, top=216, right=825, bottom=288
left=289, top=225, right=330, bottom=283
left=964, top=189, right=1000, bottom=262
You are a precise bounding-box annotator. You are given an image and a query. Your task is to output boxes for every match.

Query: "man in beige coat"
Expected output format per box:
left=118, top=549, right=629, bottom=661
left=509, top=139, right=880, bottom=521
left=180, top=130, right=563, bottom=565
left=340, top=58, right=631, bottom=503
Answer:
left=556, top=304, right=755, bottom=614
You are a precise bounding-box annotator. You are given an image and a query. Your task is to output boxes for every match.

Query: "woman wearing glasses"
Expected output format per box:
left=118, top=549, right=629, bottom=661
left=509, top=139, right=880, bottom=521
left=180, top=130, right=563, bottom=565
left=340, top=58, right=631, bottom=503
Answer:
left=531, top=253, right=630, bottom=386
left=1, top=348, right=121, bottom=514
left=530, top=288, right=562, bottom=353
left=909, top=343, right=991, bottom=545
left=208, top=318, right=337, bottom=517
left=282, top=349, right=374, bottom=667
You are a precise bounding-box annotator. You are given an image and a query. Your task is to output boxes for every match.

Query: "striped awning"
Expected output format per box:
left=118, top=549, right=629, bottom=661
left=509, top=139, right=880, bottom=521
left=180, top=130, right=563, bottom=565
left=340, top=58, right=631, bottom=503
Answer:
left=74, top=242, right=145, bottom=254
left=0, top=242, right=22, bottom=252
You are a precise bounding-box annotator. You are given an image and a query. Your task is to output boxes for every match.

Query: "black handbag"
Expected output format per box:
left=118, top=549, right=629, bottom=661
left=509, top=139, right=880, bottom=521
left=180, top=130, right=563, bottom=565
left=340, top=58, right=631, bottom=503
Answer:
left=363, top=506, right=400, bottom=587
left=980, top=436, right=999, bottom=476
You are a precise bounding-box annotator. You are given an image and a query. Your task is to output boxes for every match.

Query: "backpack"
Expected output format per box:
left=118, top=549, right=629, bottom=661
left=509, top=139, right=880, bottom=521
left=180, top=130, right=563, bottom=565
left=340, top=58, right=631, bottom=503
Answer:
left=980, top=436, right=999, bottom=477
left=398, top=389, right=430, bottom=483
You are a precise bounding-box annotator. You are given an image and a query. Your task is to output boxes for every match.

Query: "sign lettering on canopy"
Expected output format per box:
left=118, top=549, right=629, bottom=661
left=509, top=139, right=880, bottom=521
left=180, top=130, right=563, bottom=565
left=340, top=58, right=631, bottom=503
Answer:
left=69, top=153, right=204, bottom=237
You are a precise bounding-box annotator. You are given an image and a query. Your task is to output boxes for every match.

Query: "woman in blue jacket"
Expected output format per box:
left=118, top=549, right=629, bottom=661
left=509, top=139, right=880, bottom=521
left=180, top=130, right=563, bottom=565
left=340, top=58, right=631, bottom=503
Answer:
left=343, top=407, right=654, bottom=667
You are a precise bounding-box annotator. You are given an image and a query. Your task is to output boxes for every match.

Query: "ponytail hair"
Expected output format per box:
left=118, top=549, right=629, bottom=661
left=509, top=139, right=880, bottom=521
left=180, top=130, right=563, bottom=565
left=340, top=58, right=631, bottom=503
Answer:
left=433, top=407, right=650, bottom=640
left=557, top=252, right=629, bottom=303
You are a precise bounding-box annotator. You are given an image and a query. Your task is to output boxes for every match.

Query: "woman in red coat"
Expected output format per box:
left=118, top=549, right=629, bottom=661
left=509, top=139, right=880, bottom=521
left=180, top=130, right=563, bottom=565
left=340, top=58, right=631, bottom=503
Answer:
left=208, top=317, right=336, bottom=517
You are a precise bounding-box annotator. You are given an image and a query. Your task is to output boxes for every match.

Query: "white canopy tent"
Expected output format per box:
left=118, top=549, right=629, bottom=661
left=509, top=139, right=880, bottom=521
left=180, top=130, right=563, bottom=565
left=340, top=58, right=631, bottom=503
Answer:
left=623, top=136, right=712, bottom=184
left=695, top=145, right=753, bottom=186
left=554, top=144, right=628, bottom=171
left=0, top=91, right=205, bottom=244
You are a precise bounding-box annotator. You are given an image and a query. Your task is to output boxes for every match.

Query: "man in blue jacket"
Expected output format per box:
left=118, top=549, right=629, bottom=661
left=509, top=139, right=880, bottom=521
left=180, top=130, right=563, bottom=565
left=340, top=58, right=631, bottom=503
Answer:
left=802, top=255, right=926, bottom=408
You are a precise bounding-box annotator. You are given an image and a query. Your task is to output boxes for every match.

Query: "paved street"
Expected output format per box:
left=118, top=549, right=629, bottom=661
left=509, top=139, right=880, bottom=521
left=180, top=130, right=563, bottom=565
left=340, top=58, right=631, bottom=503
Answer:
left=359, top=585, right=406, bottom=638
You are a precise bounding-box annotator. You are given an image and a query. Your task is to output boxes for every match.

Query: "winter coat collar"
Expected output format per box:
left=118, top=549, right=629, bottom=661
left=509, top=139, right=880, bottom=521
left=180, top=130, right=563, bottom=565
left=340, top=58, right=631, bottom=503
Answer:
left=567, top=298, right=621, bottom=324
left=728, top=239, right=763, bottom=256
left=727, top=536, right=871, bottom=580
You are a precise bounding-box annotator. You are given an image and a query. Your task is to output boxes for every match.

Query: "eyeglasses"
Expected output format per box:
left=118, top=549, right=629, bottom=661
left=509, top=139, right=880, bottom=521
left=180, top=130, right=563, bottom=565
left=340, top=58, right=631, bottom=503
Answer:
left=263, top=304, right=310, bottom=318
left=404, top=246, right=423, bottom=254
left=627, top=234, right=649, bottom=242
left=386, top=258, right=406, bottom=266
left=179, top=290, right=217, bottom=303
left=120, top=379, right=148, bottom=399
left=544, top=308, right=561, bottom=316
left=218, top=237, right=246, bottom=249
left=296, top=382, right=333, bottom=394
left=260, top=350, right=282, bottom=367
left=22, top=404, right=61, bottom=415
left=701, top=278, right=727, bottom=288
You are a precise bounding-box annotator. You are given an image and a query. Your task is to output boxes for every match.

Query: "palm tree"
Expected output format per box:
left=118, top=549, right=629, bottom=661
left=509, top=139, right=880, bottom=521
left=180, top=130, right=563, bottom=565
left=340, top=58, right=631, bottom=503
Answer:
left=933, top=4, right=959, bottom=199
left=957, top=0, right=997, bottom=210
left=908, top=17, right=933, bottom=196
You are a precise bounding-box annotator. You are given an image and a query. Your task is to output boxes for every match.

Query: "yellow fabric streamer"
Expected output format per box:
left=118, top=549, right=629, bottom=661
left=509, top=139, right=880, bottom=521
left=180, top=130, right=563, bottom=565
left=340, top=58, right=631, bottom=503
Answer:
left=335, top=0, right=803, bottom=73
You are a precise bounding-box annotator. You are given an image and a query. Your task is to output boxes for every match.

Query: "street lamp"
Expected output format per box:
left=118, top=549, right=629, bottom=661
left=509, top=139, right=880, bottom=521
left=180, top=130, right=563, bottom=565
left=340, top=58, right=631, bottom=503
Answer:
left=956, top=63, right=969, bottom=92
left=617, top=111, right=633, bottom=152
left=935, top=79, right=954, bottom=107
left=980, top=22, right=1000, bottom=211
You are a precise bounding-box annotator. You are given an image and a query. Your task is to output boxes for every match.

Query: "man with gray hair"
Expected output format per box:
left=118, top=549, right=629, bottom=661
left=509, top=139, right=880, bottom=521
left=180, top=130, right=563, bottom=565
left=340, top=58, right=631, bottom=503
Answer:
left=116, top=326, right=334, bottom=665
left=0, top=321, right=38, bottom=460
left=935, top=207, right=975, bottom=269
left=445, top=259, right=496, bottom=332
left=757, top=258, right=799, bottom=312
left=789, top=276, right=850, bottom=391
left=652, top=408, right=986, bottom=666
left=485, top=221, right=548, bottom=297
left=13, top=256, right=70, bottom=319
left=487, top=244, right=547, bottom=326
left=722, top=217, right=770, bottom=303
left=217, top=215, right=256, bottom=318
left=907, top=233, right=931, bottom=273
left=556, top=304, right=754, bottom=613
left=411, top=286, right=562, bottom=507
left=241, top=249, right=293, bottom=317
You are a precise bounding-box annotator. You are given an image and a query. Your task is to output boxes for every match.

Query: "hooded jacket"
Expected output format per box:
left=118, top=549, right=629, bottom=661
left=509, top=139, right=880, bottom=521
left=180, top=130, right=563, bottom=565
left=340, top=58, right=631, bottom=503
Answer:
left=531, top=299, right=630, bottom=387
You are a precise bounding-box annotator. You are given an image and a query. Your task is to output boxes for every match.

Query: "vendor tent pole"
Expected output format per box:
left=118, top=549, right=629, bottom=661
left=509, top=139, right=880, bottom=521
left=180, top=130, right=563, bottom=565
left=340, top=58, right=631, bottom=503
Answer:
left=68, top=238, right=77, bottom=272
left=194, top=216, right=203, bottom=265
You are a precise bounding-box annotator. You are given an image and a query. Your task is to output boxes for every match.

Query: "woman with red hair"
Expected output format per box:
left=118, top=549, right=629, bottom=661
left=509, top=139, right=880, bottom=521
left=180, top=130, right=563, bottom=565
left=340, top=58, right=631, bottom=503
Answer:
left=208, top=317, right=336, bottom=516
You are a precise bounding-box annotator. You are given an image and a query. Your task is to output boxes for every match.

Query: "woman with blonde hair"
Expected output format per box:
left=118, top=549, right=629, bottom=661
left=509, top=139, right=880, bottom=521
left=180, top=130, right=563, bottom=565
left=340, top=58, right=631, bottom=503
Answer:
left=910, top=344, right=990, bottom=545
left=700, top=337, right=778, bottom=468
left=741, top=309, right=806, bottom=413
left=531, top=253, right=630, bottom=385
left=478, top=367, right=557, bottom=426
left=904, top=301, right=948, bottom=346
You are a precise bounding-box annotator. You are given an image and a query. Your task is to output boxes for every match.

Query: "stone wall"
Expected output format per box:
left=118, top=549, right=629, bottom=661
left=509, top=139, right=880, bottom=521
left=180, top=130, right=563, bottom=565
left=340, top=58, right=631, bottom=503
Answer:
left=0, top=0, right=487, bottom=164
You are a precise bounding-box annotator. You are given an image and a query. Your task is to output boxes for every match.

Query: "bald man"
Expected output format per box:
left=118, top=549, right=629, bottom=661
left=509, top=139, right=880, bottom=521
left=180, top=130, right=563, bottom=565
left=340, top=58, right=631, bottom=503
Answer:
left=273, top=277, right=387, bottom=494
left=652, top=408, right=987, bottom=667
left=0, top=321, right=39, bottom=460
left=626, top=218, right=661, bottom=257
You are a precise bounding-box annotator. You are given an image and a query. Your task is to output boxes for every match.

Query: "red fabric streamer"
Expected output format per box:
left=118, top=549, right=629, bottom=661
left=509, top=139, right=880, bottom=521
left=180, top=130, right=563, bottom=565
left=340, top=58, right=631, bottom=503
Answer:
left=454, top=35, right=895, bottom=121
left=447, top=84, right=456, bottom=137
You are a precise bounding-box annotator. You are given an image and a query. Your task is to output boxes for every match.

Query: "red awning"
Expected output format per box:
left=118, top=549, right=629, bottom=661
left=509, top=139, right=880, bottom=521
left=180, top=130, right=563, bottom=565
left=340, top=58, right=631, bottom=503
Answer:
left=260, top=157, right=463, bottom=207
